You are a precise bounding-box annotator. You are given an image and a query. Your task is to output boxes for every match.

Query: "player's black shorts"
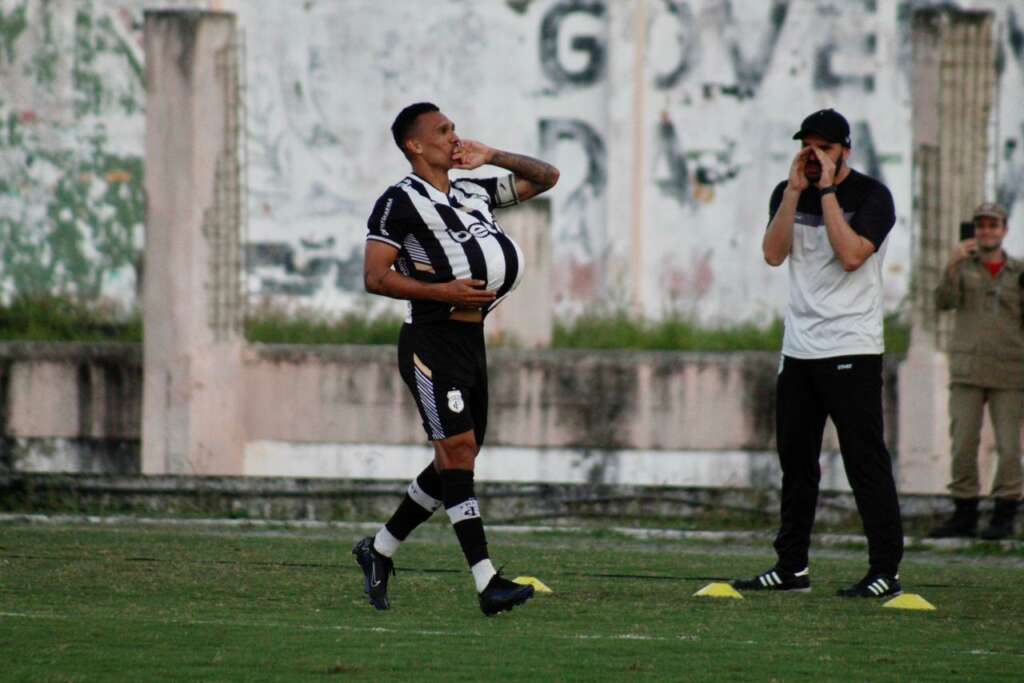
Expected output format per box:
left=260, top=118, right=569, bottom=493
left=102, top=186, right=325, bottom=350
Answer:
left=398, top=320, right=488, bottom=445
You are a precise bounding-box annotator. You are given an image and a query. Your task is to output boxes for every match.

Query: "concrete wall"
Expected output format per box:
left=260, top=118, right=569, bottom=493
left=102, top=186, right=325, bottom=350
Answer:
left=240, top=344, right=881, bottom=490
left=0, top=343, right=142, bottom=474
left=0, top=0, right=150, bottom=303
left=233, top=0, right=1024, bottom=322
left=3, top=2, right=1022, bottom=495
left=3, top=0, right=1024, bottom=323
left=0, top=341, right=903, bottom=491
left=242, top=345, right=792, bottom=450
left=5, top=341, right=1018, bottom=493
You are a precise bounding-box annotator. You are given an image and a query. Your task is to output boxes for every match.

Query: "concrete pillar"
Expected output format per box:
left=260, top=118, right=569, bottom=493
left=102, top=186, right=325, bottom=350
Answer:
left=486, top=198, right=554, bottom=347
left=606, top=0, right=647, bottom=316
left=898, top=8, right=995, bottom=494
left=142, top=11, right=246, bottom=475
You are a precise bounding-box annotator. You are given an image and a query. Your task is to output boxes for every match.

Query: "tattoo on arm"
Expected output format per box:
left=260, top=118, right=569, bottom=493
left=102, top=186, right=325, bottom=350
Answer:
left=489, top=150, right=559, bottom=192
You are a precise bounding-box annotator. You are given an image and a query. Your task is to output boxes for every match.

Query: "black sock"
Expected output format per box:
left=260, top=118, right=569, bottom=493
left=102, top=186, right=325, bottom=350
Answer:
left=440, top=468, right=489, bottom=567
left=383, top=463, right=443, bottom=541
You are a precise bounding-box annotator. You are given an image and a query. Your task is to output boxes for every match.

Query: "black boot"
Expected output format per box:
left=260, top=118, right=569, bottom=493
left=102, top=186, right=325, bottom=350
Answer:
left=980, top=499, right=1018, bottom=541
left=928, top=497, right=979, bottom=538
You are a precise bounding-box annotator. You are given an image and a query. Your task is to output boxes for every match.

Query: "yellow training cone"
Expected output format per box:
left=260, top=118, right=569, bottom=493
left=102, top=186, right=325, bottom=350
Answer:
left=883, top=593, right=936, bottom=611
left=693, top=582, right=744, bottom=599
left=513, top=576, right=553, bottom=593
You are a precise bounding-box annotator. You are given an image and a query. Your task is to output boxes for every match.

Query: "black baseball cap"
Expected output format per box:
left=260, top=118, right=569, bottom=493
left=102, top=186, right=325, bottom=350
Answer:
left=793, top=109, right=851, bottom=147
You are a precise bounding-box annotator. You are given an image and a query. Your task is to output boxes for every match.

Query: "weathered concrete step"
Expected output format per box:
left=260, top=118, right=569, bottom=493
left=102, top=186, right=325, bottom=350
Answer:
left=0, top=472, right=963, bottom=526
left=1, top=512, right=1019, bottom=552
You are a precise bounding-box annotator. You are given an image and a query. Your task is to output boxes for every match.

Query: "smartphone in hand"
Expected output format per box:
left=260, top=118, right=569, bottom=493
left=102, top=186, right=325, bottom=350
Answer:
left=959, top=221, right=975, bottom=241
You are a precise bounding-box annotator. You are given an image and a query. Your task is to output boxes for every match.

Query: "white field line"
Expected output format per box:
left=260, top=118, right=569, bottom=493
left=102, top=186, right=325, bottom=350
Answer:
left=2, top=610, right=1022, bottom=657
left=0, top=610, right=695, bottom=644
left=1, top=512, right=1015, bottom=550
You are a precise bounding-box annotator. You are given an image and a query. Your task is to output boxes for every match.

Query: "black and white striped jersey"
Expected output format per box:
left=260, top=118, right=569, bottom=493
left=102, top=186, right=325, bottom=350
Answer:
left=366, top=173, right=525, bottom=324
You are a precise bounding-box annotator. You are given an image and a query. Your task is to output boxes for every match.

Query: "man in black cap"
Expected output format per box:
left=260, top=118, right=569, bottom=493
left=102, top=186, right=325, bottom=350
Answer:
left=733, top=109, right=905, bottom=598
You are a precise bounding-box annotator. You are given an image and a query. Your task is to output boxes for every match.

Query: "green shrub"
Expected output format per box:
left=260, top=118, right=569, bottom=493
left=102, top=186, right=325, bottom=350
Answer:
left=883, top=314, right=910, bottom=354
left=554, top=312, right=909, bottom=353
left=0, top=295, right=911, bottom=353
left=553, top=313, right=784, bottom=351
left=244, top=307, right=403, bottom=345
left=0, top=295, right=140, bottom=342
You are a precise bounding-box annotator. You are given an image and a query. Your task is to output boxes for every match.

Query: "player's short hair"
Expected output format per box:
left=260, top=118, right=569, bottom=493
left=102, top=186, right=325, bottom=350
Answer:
left=391, top=102, right=440, bottom=156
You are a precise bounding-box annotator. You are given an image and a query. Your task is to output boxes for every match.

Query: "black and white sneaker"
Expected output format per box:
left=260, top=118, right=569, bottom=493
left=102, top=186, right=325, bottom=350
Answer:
left=352, top=537, right=395, bottom=610
left=479, top=573, right=534, bottom=616
left=732, top=566, right=811, bottom=592
left=836, top=573, right=902, bottom=598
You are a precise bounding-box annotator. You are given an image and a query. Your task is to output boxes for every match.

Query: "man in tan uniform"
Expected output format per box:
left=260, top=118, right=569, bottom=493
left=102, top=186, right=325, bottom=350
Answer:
left=929, top=202, right=1024, bottom=540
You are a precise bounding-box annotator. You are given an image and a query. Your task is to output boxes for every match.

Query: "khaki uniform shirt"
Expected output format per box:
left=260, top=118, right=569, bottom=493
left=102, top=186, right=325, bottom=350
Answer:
left=935, top=254, right=1024, bottom=388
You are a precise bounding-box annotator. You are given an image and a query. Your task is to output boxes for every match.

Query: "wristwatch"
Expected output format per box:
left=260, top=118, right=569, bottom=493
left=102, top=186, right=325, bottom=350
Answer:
left=820, top=185, right=838, bottom=196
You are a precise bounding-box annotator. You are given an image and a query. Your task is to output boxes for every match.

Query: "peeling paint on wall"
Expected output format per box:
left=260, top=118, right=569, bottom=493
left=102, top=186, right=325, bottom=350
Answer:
left=234, top=0, right=1024, bottom=321
left=0, top=0, right=148, bottom=303
left=997, top=8, right=1024, bottom=217
left=3, top=0, right=1023, bottom=324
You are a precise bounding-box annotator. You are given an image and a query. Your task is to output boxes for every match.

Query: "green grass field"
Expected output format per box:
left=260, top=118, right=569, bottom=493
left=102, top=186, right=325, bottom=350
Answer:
left=2, top=520, right=1022, bottom=681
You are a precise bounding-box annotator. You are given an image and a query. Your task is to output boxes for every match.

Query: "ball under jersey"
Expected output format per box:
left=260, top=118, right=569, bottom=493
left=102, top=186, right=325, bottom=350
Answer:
left=366, top=173, right=525, bottom=324
left=768, top=169, right=896, bottom=359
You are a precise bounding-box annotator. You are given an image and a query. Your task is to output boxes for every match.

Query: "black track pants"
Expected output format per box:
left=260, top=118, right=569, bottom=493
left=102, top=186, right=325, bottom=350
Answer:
left=773, top=354, right=904, bottom=576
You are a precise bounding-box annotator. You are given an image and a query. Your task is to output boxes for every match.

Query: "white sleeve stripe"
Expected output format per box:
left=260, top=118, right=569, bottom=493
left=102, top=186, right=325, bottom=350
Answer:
left=404, top=234, right=430, bottom=262
left=367, top=235, right=401, bottom=249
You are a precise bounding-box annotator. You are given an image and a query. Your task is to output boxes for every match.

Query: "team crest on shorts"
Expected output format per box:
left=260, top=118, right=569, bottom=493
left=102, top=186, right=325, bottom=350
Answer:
left=447, top=389, right=465, bottom=413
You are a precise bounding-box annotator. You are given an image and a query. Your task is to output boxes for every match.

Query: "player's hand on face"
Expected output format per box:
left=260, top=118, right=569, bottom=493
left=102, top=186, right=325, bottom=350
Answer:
left=451, top=139, right=493, bottom=170
left=810, top=146, right=836, bottom=188
left=439, top=278, right=496, bottom=306
left=787, top=148, right=811, bottom=192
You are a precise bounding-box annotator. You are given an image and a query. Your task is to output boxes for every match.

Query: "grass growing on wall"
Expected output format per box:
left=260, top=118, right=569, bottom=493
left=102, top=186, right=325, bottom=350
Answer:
left=0, top=296, right=911, bottom=353
left=554, top=314, right=786, bottom=351
left=0, top=295, right=141, bottom=342
left=244, top=307, right=404, bottom=345
left=884, top=315, right=911, bottom=355
left=554, top=313, right=911, bottom=354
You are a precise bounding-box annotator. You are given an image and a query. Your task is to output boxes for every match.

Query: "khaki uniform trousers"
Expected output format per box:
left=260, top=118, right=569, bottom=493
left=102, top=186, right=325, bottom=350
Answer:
left=949, top=383, right=1024, bottom=500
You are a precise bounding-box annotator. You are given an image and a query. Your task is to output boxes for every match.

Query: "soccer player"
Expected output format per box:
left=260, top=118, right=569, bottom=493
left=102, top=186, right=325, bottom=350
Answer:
left=353, top=102, right=559, bottom=615
left=732, top=109, right=905, bottom=598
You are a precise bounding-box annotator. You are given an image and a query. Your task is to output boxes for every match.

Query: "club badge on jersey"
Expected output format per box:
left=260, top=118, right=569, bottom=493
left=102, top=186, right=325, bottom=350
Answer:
left=447, top=389, right=465, bottom=413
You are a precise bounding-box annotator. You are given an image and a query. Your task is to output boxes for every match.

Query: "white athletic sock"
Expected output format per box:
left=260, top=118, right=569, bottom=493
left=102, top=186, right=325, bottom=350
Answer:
left=373, top=526, right=401, bottom=558
left=471, top=558, right=497, bottom=593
